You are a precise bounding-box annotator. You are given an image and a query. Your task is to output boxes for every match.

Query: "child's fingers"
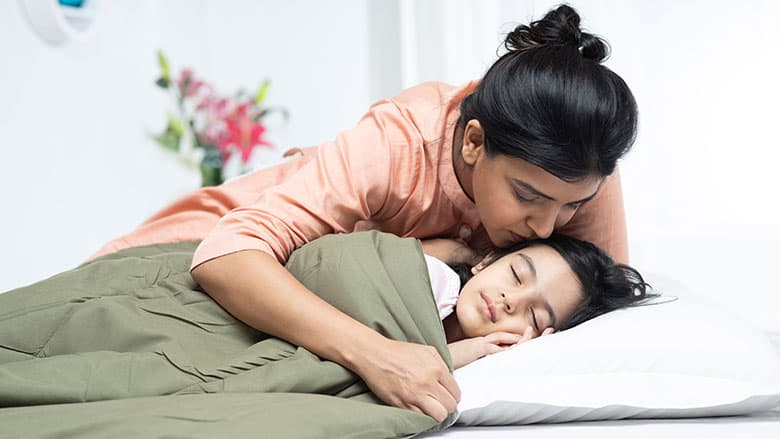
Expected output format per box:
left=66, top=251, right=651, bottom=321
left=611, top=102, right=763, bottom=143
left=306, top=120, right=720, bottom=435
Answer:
left=484, top=326, right=543, bottom=349
left=484, top=332, right=524, bottom=345
left=482, top=343, right=505, bottom=356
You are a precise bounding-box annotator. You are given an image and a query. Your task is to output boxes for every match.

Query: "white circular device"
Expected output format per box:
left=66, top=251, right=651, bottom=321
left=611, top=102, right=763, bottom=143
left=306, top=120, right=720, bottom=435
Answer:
left=19, top=0, right=99, bottom=46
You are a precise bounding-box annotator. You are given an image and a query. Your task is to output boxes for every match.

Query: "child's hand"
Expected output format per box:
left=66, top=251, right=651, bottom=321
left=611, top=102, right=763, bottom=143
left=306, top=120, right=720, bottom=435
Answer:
left=448, top=327, right=554, bottom=370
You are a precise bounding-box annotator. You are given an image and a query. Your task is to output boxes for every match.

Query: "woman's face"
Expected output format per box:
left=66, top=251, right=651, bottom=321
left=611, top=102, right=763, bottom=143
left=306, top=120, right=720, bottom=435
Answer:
left=460, top=120, right=602, bottom=248
left=455, top=244, right=583, bottom=338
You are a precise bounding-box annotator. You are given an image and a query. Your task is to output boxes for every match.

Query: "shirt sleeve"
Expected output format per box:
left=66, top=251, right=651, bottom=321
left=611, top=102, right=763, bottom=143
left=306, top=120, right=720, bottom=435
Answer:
left=190, top=100, right=422, bottom=269
left=557, top=167, right=629, bottom=264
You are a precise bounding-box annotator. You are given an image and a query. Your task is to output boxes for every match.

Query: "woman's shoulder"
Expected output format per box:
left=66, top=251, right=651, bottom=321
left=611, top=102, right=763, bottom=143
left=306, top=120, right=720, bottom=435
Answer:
left=372, top=80, right=478, bottom=148
left=388, top=81, right=479, bottom=112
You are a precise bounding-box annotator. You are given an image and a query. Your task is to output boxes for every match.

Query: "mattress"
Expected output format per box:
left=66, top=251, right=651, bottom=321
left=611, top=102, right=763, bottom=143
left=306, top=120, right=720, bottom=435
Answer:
left=424, top=332, right=780, bottom=438
left=427, top=409, right=780, bottom=439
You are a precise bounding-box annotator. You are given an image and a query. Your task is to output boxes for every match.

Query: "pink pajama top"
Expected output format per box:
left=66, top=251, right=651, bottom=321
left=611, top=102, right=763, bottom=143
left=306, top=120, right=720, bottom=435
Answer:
left=90, top=81, right=628, bottom=268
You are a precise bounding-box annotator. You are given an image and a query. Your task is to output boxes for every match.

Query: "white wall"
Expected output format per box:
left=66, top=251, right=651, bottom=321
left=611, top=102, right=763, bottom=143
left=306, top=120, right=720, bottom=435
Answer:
left=570, top=0, right=780, bottom=332
left=2, top=1, right=779, bottom=330
left=593, top=0, right=780, bottom=333
left=0, top=0, right=372, bottom=291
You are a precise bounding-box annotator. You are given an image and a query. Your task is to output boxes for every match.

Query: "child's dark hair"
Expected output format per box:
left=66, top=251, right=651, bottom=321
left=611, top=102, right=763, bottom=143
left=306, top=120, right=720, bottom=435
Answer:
left=449, top=234, right=650, bottom=331
left=459, top=4, right=638, bottom=181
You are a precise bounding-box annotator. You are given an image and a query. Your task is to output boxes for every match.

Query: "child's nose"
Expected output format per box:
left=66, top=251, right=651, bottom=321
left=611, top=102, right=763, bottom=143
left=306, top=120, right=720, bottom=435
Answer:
left=498, top=290, right=525, bottom=314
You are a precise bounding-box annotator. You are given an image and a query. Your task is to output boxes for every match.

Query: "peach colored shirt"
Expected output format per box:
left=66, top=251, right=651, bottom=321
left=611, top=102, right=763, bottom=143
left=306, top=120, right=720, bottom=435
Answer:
left=90, top=81, right=628, bottom=267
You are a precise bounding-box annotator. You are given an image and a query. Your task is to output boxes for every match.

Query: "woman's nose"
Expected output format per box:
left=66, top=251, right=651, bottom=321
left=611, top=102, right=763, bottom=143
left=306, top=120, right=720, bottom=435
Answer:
left=527, top=207, right=559, bottom=239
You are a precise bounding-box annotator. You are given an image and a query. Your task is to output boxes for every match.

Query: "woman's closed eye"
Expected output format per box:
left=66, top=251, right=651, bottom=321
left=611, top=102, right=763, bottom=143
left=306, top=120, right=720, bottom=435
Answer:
left=513, top=189, right=538, bottom=203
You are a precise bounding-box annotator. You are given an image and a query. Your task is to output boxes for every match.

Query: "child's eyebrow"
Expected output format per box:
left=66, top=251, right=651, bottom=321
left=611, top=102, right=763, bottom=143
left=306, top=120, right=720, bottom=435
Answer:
left=518, top=253, right=557, bottom=329
left=518, top=253, right=537, bottom=278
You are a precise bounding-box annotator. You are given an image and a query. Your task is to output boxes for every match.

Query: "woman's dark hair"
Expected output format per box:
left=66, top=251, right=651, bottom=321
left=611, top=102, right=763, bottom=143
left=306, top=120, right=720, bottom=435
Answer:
left=459, top=4, right=638, bottom=181
left=449, top=233, right=651, bottom=331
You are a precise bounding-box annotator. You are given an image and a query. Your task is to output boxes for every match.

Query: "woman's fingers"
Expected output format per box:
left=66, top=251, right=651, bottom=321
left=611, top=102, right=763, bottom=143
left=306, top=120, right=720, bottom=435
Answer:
left=420, top=238, right=478, bottom=265
left=408, top=396, right=449, bottom=424
left=281, top=147, right=304, bottom=158
left=356, top=340, right=460, bottom=422
left=438, top=367, right=461, bottom=403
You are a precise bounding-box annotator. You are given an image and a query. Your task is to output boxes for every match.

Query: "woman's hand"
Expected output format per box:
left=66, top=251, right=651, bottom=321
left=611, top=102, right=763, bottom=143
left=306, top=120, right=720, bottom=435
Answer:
left=448, top=327, right=554, bottom=369
left=193, top=250, right=460, bottom=422
left=421, top=239, right=481, bottom=266
left=353, top=338, right=460, bottom=423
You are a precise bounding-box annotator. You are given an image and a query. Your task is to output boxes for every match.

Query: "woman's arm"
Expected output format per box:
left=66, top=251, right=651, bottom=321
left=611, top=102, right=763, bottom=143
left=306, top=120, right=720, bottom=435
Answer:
left=421, top=238, right=481, bottom=266
left=191, top=250, right=460, bottom=422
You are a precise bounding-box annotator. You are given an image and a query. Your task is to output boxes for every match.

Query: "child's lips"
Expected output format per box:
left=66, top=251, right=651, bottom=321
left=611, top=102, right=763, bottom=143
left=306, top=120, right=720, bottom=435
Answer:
left=480, top=292, right=496, bottom=323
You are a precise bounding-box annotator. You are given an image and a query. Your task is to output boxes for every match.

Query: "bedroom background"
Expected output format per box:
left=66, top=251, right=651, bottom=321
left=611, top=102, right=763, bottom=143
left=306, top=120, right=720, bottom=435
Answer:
left=1, top=0, right=778, bottom=332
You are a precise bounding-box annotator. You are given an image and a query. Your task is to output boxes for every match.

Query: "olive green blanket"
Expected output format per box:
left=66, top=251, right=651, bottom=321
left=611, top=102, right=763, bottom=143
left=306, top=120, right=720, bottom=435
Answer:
left=0, top=231, right=453, bottom=438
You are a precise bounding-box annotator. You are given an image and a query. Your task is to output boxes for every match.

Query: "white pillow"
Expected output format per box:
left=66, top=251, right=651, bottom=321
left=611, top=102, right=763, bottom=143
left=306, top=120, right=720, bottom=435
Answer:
left=454, top=274, right=780, bottom=425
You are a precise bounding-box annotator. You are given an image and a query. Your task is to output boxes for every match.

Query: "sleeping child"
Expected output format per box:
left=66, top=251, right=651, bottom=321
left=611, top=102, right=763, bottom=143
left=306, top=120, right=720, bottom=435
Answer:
left=423, top=233, right=648, bottom=369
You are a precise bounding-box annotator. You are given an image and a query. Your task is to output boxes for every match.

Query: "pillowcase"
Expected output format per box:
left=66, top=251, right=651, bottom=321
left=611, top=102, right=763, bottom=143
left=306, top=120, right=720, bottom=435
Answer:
left=454, top=273, right=780, bottom=425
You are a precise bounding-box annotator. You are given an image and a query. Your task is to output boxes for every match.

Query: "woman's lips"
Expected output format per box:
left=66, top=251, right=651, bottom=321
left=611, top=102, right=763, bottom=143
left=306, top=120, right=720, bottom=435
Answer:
left=480, top=292, right=496, bottom=323
left=510, top=231, right=526, bottom=242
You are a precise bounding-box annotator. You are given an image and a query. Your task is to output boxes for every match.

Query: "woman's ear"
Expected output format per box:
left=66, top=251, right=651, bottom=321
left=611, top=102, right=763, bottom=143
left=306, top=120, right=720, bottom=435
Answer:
left=461, top=119, right=485, bottom=166
left=470, top=250, right=495, bottom=275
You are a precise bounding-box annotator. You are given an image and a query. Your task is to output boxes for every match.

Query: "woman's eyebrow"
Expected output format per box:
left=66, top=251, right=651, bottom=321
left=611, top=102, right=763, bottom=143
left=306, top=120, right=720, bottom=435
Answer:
left=519, top=253, right=557, bottom=329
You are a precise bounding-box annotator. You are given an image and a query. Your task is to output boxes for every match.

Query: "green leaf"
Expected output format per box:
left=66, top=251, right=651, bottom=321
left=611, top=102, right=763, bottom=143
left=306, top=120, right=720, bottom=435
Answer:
left=255, top=79, right=270, bottom=105
left=153, top=130, right=181, bottom=152
left=155, top=77, right=170, bottom=89
left=157, top=50, right=171, bottom=81
left=166, top=112, right=185, bottom=137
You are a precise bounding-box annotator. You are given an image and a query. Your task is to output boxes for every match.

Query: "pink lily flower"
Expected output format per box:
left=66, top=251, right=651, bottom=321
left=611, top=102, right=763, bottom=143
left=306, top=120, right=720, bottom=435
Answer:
left=217, top=116, right=272, bottom=164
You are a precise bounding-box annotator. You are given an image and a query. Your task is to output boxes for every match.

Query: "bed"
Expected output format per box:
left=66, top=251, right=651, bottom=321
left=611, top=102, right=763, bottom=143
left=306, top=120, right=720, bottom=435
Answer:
left=430, top=334, right=780, bottom=438
left=427, top=296, right=780, bottom=438
left=428, top=408, right=780, bottom=439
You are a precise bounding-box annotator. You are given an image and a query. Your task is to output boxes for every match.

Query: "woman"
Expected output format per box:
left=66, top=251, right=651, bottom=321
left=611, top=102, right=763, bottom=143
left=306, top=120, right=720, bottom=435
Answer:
left=90, top=5, right=638, bottom=421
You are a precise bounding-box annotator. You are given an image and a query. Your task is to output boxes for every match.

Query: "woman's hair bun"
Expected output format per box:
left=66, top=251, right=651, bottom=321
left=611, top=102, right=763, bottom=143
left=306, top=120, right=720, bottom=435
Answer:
left=504, top=4, right=609, bottom=62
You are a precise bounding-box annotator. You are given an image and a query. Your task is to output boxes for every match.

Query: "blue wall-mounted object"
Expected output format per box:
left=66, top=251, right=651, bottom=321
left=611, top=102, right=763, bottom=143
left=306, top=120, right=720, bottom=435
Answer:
left=58, top=0, right=84, bottom=7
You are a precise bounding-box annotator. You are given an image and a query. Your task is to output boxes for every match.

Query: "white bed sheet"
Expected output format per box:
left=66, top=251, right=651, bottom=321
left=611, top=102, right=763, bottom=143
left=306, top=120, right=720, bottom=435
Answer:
left=426, top=409, right=780, bottom=439
left=423, top=332, right=780, bottom=438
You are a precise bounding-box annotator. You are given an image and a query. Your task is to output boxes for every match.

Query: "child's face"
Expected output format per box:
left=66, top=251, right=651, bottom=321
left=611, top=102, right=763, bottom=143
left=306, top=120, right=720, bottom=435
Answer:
left=455, top=244, right=583, bottom=338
